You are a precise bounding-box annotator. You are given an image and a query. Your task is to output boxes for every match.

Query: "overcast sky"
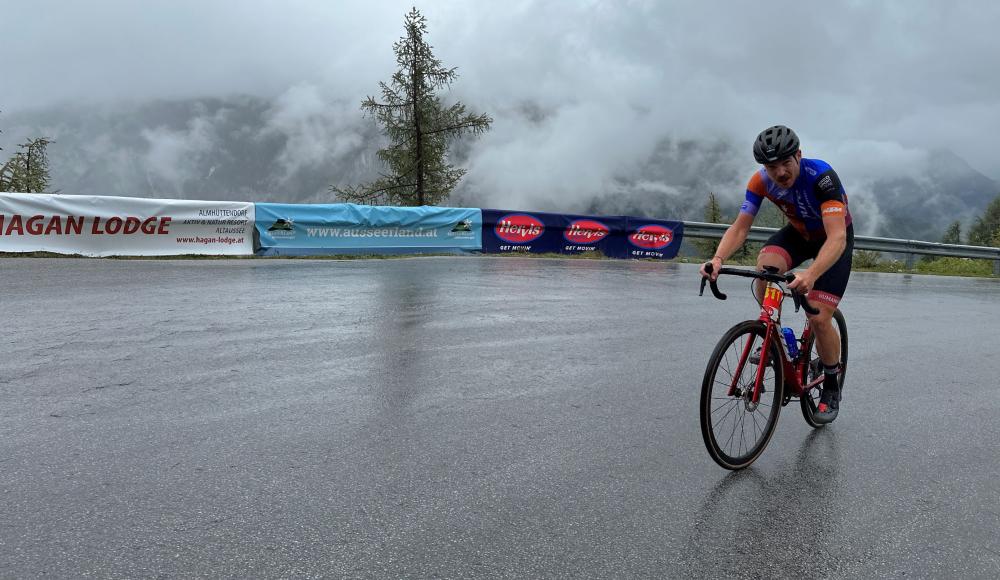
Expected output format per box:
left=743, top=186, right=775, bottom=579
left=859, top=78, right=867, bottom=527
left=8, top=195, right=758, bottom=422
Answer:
left=5, top=0, right=1000, bottom=198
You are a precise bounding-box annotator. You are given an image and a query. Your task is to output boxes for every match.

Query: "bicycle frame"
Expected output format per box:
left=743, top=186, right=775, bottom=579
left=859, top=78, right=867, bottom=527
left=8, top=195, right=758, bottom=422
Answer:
left=725, top=282, right=822, bottom=404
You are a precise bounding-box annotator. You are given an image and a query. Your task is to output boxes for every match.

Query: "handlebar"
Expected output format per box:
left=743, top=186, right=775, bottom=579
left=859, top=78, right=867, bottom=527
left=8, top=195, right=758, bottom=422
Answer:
left=699, top=264, right=820, bottom=316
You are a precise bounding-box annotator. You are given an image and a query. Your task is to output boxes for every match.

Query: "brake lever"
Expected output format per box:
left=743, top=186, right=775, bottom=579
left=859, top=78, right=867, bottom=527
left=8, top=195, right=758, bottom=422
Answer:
left=700, top=263, right=728, bottom=300
left=709, top=278, right=727, bottom=300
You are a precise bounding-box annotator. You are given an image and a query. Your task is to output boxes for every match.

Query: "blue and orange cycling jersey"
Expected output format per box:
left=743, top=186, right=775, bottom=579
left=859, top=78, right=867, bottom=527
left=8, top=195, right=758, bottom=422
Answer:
left=740, top=157, right=851, bottom=241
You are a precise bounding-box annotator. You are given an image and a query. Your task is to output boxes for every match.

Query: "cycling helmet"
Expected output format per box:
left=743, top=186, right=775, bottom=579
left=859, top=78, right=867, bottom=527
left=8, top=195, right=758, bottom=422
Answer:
left=753, top=125, right=800, bottom=164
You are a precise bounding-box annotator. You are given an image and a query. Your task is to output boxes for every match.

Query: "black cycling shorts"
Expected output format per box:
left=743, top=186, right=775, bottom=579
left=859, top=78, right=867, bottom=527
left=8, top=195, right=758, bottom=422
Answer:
left=759, top=224, right=854, bottom=308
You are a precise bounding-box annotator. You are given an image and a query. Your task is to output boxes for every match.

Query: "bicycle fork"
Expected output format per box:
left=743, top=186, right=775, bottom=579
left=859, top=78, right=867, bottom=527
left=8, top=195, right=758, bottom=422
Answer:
left=728, top=323, right=775, bottom=405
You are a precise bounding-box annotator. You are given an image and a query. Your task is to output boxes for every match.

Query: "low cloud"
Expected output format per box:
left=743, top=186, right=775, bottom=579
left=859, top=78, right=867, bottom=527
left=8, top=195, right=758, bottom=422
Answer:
left=260, top=84, right=369, bottom=183
left=4, top=0, right=999, bottom=224
left=141, top=113, right=219, bottom=191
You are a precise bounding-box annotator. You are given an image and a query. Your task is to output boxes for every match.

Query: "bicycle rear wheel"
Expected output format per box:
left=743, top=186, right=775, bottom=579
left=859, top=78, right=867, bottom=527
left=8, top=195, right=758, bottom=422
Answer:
left=700, top=320, right=784, bottom=470
left=800, top=308, right=848, bottom=428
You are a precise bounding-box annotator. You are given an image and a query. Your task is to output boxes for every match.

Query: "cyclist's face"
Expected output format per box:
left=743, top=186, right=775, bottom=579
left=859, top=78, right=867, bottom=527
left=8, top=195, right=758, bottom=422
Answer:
left=763, top=151, right=802, bottom=189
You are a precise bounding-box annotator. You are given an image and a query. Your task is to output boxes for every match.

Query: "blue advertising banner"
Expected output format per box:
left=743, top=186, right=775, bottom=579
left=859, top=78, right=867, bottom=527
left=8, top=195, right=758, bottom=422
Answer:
left=482, top=209, right=627, bottom=257
left=255, top=203, right=482, bottom=255
left=622, top=217, right=684, bottom=259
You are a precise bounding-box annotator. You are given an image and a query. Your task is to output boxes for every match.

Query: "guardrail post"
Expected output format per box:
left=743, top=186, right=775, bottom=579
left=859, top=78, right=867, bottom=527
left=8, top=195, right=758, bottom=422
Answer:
left=995, top=259, right=1000, bottom=277
left=905, top=253, right=915, bottom=270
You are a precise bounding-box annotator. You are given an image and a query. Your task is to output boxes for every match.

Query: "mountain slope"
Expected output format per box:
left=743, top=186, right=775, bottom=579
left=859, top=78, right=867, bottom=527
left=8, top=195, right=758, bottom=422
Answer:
left=4, top=98, right=997, bottom=242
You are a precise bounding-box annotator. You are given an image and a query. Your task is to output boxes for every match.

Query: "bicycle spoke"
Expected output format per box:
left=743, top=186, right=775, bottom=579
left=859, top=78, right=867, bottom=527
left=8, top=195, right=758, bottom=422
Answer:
left=714, top=358, right=757, bottom=392
left=714, top=378, right=734, bottom=391
left=738, top=412, right=747, bottom=457
left=748, top=406, right=759, bottom=436
left=711, top=399, right=739, bottom=421
left=736, top=415, right=744, bottom=457
left=739, top=413, right=746, bottom=457
left=723, top=334, right=750, bottom=381
left=724, top=413, right=740, bottom=455
left=712, top=397, right=737, bottom=429
left=719, top=364, right=762, bottom=457
left=749, top=408, right=766, bottom=441
left=730, top=336, right=753, bottom=375
left=748, top=406, right=761, bottom=435
left=738, top=369, right=775, bottom=457
left=711, top=398, right=739, bottom=413
left=724, top=407, right=740, bottom=454
left=721, top=351, right=733, bottom=381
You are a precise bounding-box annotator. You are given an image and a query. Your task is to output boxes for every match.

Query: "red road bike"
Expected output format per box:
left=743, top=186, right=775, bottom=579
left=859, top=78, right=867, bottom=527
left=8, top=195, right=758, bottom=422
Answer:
left=698, top=265, right=848, bottom=470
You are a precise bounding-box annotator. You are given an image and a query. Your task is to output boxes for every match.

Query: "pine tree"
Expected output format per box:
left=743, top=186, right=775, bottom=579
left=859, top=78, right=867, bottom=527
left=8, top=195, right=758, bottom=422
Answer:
left=332, top=7, right=492, bottom=206
left=941, top=220, right=962, bottom=245
left=696, top=192, right=725, bottom=258
left=704, top=191, right=723, bottom=223
left=923, top=219, right=963, bottom=264
left=0, top=137, right=54, bottom=193
left=967, top=195, right=1000, bottom=246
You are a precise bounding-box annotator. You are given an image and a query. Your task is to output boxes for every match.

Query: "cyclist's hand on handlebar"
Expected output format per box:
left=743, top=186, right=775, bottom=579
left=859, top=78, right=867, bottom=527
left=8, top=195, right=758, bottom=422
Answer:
left=787, top=270, right=817, bottom=295
left=700, top=257, right=723, bottom=280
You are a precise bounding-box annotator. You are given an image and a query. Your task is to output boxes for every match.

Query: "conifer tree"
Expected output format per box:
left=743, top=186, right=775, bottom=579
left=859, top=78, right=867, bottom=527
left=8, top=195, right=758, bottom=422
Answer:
left=0, top=137, right=54, bottom=193
left=333, top=7, right=492, bottom=206
left=697, top=192, right=725, bottom=258
left=941, top=220, right=962, bottom=245
left=967, top=195, right=1000, bottom=246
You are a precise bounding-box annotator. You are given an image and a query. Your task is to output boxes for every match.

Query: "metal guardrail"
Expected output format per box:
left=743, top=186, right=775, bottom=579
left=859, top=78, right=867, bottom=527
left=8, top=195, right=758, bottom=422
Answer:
left=682, top=221, right=1000, bottom=276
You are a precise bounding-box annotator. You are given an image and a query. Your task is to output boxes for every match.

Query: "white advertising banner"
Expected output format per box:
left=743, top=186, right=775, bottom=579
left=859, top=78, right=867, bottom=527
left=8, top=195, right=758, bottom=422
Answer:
left=0, top=193, right=256, bottom=257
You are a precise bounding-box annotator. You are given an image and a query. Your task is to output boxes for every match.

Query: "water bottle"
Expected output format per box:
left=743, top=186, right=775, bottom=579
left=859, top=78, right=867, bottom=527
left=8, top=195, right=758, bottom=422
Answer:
left=781, top=327, right=799, bottom=358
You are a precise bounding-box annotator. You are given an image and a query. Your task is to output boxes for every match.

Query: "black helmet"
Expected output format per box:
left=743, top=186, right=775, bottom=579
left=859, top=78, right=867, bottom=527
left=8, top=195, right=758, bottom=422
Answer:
left=753, top=125, right=800, bottom=164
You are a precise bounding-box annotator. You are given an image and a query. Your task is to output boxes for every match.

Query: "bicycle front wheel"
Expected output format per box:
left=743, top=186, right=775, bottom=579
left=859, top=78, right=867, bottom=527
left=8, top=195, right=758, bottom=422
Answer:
left=700, top=320, right=784, bottom=470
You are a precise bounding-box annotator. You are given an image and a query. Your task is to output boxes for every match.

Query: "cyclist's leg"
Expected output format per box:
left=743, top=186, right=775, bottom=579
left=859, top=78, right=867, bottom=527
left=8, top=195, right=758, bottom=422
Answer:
left=807, top=225, right=854, bottom=366
left=808, top=227, right=853, bottom=421
left=808, top=303, right=840, bottom=365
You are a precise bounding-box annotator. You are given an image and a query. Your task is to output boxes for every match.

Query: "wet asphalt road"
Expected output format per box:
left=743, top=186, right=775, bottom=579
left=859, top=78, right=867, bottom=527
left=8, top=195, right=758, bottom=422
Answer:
left=1, top=257, right=998, bottom=579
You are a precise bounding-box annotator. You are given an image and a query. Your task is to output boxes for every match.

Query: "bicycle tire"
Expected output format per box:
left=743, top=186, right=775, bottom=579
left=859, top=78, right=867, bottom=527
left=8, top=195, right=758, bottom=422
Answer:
left=700, top=320, right=784, bottom=470
left=800, top=308, right=848, bottom=428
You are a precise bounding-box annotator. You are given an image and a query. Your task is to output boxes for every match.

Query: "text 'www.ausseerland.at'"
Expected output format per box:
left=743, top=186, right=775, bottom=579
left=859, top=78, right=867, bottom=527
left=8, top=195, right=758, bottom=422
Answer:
left=305, top=228, right=439, bottom=238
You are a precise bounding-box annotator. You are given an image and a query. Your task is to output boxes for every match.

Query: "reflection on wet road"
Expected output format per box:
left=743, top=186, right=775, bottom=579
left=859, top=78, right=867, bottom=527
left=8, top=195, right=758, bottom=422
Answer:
left=1, top=257, right=998, bottom=578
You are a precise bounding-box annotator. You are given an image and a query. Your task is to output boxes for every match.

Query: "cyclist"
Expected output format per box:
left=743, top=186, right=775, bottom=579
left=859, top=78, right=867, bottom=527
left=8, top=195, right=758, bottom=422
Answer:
left=699, top=125, right=853, bottom=423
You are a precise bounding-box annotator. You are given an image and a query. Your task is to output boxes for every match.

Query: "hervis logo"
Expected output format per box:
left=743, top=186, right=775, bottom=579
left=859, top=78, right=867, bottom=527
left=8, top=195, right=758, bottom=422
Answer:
left=629, top=224, right=673, bottom=249
left=564, top=219, right=609, bottom=244
left=495, top=214, right=544, bottom=243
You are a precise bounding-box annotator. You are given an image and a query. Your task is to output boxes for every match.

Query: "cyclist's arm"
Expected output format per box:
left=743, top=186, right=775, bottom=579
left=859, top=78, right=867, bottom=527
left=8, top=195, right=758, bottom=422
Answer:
left=714, top=212, right=754, bottom=262
left=702, top=173, right=765, bottom=278
left=805, top=213, right=848, bottom=279
left=702, top=212, right=754, bottom=278
left=803, top=169, right=849, bottom=279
